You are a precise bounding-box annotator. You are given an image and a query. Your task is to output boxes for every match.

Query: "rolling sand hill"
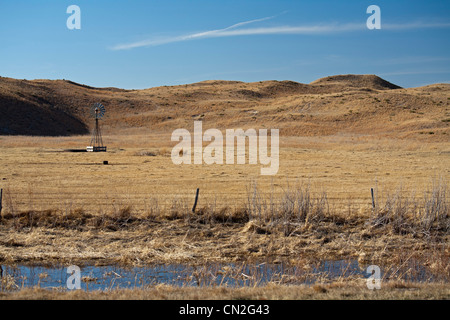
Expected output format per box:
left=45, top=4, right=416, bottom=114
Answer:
left=0, top=74, right=448, bottom=140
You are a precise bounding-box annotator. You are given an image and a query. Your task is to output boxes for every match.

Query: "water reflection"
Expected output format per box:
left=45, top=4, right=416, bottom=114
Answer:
left=0, top=259, right=442, bottom=291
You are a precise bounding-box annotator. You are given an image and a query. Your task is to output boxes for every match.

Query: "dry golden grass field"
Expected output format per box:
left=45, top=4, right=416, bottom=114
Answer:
left=0, top=133, right=448, bottom=215
left=0, top=74, right=449, bottom=299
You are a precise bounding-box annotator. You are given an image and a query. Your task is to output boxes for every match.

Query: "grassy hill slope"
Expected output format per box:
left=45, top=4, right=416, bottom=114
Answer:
left=0, top=74, right=448, bottom=140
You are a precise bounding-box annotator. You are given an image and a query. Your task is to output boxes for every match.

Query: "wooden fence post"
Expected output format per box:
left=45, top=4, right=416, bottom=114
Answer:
left=0, top=188, right=3, bottom=218
left=192, top=188, right=199, bottom=213
left=371, top=188, right=375, bottom=210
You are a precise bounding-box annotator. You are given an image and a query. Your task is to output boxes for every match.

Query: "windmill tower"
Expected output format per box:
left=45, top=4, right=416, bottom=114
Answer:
left=86, top=103, right=107, bottom=152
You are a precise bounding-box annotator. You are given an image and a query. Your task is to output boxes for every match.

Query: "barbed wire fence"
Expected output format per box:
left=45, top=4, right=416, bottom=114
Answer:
left=0, top=179, right=445, bottom=218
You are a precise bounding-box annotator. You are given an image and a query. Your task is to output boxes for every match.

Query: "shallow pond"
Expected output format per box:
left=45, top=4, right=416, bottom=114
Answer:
left=0, top=259, right=441, bottom=291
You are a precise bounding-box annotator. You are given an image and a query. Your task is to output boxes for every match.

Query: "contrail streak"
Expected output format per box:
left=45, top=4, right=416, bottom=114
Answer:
left=110, top=18, right=450, bottom=51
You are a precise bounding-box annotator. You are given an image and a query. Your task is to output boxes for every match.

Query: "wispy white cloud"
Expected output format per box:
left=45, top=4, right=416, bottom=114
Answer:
left=111, top=13, right=283, bottom=50
left=110, top=17, right=450, bottom=51
left=111, top=23, right=362, bottom=50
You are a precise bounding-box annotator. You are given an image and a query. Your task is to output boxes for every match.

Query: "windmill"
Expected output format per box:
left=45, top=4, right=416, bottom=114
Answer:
left=86, top=103, right=107, bottom=152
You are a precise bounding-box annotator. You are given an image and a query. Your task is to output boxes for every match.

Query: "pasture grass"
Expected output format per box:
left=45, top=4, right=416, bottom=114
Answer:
left=0, top=134, right=448, bottom=299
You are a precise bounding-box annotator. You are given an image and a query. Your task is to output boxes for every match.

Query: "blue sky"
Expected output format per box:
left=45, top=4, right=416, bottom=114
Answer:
left=0, top=0, right=449, bottom=89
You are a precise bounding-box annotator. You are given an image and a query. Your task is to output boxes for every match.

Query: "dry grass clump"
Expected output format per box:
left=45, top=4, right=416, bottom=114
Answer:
left=1, top=274, right=19, bottom=291
left=1, top=281, right=449, bottom=300
left=246, top=181, right=329, bottom=226
left=192, top=206, right=250, bottom=225
left=134, top=150, right=158, bottom=157
left=0, top=207, right=140, bottom=231
left=369, top=177, right=449, bottom=235
left=0, top=208, right=91, bottom=230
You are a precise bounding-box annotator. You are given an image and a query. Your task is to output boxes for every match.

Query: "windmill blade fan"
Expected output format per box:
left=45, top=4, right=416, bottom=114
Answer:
left=90, top=103, right=106, bottom=119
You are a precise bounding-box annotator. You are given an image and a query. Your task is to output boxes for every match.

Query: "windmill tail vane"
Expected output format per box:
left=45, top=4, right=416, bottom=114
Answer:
left=87, top=103, right=107, bottom=152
